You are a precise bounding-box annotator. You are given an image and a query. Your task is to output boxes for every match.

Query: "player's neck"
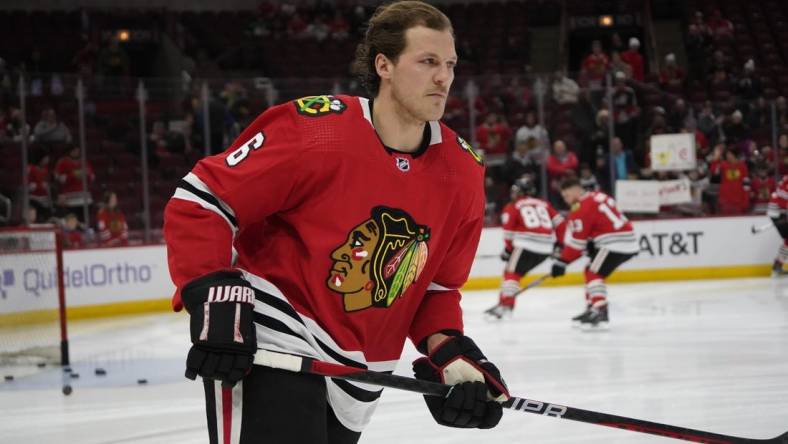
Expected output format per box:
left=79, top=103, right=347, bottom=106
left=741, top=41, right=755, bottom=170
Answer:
left=372, top=93, right=426, bottom=153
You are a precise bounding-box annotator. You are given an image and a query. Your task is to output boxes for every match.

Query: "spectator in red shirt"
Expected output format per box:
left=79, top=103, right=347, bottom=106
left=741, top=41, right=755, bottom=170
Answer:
left=28, top=152, right=52, bottom=222
left=475, top=112, right=512, bottom=157
left=659, top=53, right=686, bottom=90
left=707, top=9, right=734, bottom=41
left=710, top=146, right=750, bottom=214
left=62, top=213, right=84, bottom=248
left=96, top=191, right=129, bottom=247
left=620, top=37, right=644, bottom=82
left=547, top=140, right=579, bottom=182
left=581, top=40, right=610, bottom=88
left=54, top=145, right=95, bottom=221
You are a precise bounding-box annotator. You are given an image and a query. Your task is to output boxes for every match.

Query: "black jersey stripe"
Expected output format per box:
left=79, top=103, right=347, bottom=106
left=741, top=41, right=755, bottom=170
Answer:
left=254, top=290, right=303, bottom=324
left=330, top=378, right=383, bottom=402
left=253, top=312, right=305, bottom=340
left=177, top=179, right=238, bottom=227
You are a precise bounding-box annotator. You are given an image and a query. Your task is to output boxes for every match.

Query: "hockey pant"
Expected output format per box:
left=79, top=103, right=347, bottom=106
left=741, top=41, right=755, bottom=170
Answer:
left=770, top=216, right=788, bottom=266
left=499, top=248, right=550, bottom=307
left=202, top=364, right=361, bottom=444
left=583, top=248, right=636, bottom=307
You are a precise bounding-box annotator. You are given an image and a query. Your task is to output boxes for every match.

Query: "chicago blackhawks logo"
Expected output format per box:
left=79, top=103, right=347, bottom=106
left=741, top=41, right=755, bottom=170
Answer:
left=456, top=135, right=483, bottom=165
left=294, top=95, right=347, bottom=117
left=327, top=207, right=430, bottom=312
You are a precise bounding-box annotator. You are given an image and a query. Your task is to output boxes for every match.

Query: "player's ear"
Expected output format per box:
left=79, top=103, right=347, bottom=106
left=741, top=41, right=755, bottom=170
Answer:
left=375, top=53, right=394, bottom=81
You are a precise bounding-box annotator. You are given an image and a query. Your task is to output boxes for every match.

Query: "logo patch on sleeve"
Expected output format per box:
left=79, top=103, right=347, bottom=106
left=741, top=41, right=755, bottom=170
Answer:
left=456, top=136, right=483, bottom=165
left=294, top=95, right=347, bottom=117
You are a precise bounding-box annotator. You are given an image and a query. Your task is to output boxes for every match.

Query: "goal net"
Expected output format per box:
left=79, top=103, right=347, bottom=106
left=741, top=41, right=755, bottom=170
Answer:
left=0, top=227, right=69, bottom=366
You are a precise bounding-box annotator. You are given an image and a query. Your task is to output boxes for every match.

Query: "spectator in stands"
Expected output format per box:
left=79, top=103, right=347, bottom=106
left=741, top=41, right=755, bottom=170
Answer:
left=737, top=59, right=762, bottom=112
left=28, top=152, right=52, bottom=223
left=659, top=53, right=685, bottom=90
left=514, top=110, right=548, bottom=152
left=62, top=213, right=85, bottom=248
left=33, top=107, right=72, bottom=145
left=708, top=50, right=731, bottom=79
left=581, top=40, right=610, bottom=89
left=5, top=107, right=30, bottom=143
left=546, top=139, right=578, bottom=190
left=579, top=163, right=600, bottom=191
left=750, top=164, right=775, bottom=213
left=610, top=51, right=632, bottom=79
left=503, top=136, right=541, bottom=186
left=608, top=137, right=637, bottom=182
left=585, top=109, right=610, bottom=168
left=611, top=71, right=640, bottom=150
left=666, top=98, right=694, bottom=133
left=307, top=15, right=330, bottom=42
left=706, top=9, right=734, bottom=41
left=721, top=110, right=751, bottom=148
left=552, top=70, right=579, bottom=104
left=621, top=37, right=644, bottom=82
left=54, top=145, right=94, bottom=221
left=475, top=112, right=512, bottom=157
left=287, top=12, right=308, bottom=39
left=697, top=101, right=721, bottom=145
left=329, top=10, right=350, bottom=41
left=96, top=191, right=129, bottom=247
left=710, top=146, right=750, bottom=214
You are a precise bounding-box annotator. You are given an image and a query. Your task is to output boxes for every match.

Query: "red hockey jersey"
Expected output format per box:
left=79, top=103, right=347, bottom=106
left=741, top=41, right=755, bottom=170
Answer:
left=96, top=208, right=128, bottom=246
left=560, top=191, right=638, bottom=263
left=501, top=196, right=565, bottom=254
left=768, top=175, right=788, bottom=219
left=164, top=95, right=486, bottom=431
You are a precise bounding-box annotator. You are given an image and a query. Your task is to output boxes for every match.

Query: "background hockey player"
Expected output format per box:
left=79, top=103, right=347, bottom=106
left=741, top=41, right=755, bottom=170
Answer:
left=768, top=175, right=788, bottom=275
left=486, top=176, right=564, bottom=318
left=163, top=2, right=509, bottom=443
left=550, top=177, right=639, bottom=329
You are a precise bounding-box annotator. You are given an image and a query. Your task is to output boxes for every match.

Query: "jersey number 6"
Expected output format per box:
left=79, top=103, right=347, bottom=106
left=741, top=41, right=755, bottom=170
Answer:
left=226, top=131, right=266, bottom=167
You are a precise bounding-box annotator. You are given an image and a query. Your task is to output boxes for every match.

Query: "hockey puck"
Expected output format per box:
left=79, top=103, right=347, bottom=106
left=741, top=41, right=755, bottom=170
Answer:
left=94, top=368, right=106, bottom=376
left=70, top=373, right=80, bottom=379
left=62, top=385, right=72, bottom=396
left=4, top=375, right=13, bottom=381
left=137, top=378, right=148, bottom=385
left=37, top=362, right=46, bottom=368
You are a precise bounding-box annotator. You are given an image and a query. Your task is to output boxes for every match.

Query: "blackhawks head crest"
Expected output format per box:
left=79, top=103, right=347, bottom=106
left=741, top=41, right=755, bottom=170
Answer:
left=294, top=95, right=347, bottom=117
left=327, top=207, right=430, bottom=312
left=456, top=135, right=483, bottom=165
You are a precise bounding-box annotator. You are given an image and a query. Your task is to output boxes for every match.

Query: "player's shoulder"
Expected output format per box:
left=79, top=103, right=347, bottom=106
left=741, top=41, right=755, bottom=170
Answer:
left=435, top=122, right=485, bottom=173
left=256, top=94, right=360, bottom=125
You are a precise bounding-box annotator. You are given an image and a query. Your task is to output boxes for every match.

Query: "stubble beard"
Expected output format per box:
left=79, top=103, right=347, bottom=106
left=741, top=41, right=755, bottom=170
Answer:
left=391, top=84, right=445, bottom=124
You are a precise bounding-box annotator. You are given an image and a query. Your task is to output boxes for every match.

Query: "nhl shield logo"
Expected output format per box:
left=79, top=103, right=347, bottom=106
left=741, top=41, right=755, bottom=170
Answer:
left=395, top=157, right=410, bottom=172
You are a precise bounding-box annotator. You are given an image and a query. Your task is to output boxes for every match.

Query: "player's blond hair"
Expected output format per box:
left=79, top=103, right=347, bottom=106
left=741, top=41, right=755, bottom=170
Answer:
left=351, top=1, right=453, bottom=96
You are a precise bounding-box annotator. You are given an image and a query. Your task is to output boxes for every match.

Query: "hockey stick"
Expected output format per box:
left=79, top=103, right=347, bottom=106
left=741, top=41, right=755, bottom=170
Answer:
left=751, top=223, right=774, bottom=234
left=483, top=273, right=551, bottom=319
left=254, top=349, right=788, bottom=443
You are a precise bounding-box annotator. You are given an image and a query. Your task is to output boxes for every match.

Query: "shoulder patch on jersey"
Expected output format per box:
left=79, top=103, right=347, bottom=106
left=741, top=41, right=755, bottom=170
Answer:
left=456, top=135, right=483, bottom=165
left=294, top=95, right=347, bottom=117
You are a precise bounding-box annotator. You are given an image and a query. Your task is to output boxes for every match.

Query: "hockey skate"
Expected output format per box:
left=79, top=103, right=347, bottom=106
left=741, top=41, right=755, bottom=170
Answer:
left=483, top=304, right=513, bottom=320
left=571, top=305, right=592, bottom=327
left=772, top=260, right=787, bottom=277
left=579, top=304, right=609, bottom=331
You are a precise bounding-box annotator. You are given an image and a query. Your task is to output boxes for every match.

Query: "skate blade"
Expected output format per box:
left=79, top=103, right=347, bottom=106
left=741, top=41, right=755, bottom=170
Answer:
left=580, top=322, right=609, bottom=332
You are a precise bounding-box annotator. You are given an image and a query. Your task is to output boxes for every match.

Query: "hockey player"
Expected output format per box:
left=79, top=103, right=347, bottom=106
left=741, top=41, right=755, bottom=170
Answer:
left=768, top=175, right=788, bottom=276
left=550, top=177, right=639, bottom=329
left=163, top=2, right=509, bottom=443
left=486, top=176, right=564, bottom=318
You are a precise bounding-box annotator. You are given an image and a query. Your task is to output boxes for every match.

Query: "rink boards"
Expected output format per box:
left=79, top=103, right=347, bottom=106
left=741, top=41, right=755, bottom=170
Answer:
left=0, top=215, right=779, bottom=321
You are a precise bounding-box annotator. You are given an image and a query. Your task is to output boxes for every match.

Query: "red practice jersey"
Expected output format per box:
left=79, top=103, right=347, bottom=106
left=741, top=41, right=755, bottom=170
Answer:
left=560, top=191, right=639, bottom=263
left=96, top=208, right=128, bottom=246
left=768, top=175, right=788, bottom=219
left=54, top=156, right=94, bottom=196
left=164, top=95, right=486, bottom=431
left=501, top=196, right=565, bottom=254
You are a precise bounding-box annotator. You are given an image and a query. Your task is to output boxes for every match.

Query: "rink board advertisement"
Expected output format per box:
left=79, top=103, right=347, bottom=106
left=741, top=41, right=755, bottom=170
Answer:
left=0, top=245, right=174, bottom=317
left=0, top=216, right=778, bottom=318
left=469, top=215, right=778, bottom=284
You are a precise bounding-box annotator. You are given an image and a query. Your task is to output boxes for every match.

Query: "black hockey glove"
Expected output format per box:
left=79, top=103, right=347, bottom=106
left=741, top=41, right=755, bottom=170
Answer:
left=551, top=260, right=567, bottom=278
left=500, top=247, right=513, bottom=262
left=181, top=270, right=257, bottom=387
left=412, top=335, right=509, bottom=429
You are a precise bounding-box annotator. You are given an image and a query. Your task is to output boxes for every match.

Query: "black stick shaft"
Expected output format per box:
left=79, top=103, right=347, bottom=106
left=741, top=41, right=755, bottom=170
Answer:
left=253, top=350, right=787, bottom=444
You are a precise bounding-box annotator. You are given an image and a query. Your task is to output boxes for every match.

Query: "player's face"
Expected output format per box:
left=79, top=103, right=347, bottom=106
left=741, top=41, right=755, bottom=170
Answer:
left=388, top=26, right=457, bottom=122
left=328, top=221, right=380, bottom=294
left=561, top=186, right=583, bottom=205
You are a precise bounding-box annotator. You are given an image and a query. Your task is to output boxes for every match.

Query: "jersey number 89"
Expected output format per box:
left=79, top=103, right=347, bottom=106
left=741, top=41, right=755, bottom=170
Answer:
left=520, top=205, right=552, bottom=229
